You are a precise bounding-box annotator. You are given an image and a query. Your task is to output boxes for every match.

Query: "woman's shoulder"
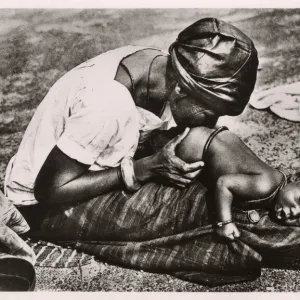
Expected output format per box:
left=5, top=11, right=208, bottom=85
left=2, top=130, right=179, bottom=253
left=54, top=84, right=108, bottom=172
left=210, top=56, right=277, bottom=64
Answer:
left=75, top=46, right=155, bottom=68
left=76, top=79, right=136, bottom=116
left=122, top=47, right=168, bottom=63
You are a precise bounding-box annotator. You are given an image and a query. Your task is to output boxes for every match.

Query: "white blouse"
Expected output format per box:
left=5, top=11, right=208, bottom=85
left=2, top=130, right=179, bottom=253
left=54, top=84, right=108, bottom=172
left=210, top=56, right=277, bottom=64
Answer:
left=4, top=46, right=176, bottom=206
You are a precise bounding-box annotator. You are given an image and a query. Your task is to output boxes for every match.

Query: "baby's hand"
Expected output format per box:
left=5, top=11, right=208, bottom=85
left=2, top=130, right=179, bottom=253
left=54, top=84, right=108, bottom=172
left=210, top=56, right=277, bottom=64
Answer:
left=215, top=222, right=240, bottom=241
left=275, top=182, right=300, bottom=220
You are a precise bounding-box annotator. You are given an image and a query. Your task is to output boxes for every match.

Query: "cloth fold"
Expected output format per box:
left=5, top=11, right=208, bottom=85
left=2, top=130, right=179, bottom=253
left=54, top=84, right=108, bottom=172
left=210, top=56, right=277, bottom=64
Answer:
left=250, top=81, right=300, bottom=122
left=19, top=173, right=300, bottom=287
left=0, top=191, right=35, bottom=265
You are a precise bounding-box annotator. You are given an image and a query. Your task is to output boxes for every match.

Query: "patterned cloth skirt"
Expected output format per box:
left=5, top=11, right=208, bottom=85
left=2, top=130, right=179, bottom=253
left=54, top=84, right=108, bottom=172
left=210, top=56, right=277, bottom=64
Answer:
left=20, top=172, right=300, bottom=287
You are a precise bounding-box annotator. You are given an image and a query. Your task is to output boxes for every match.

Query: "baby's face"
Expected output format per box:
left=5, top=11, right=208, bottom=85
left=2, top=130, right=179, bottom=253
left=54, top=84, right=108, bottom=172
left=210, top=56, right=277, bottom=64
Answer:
left=275, top=182, right=300, bottom=220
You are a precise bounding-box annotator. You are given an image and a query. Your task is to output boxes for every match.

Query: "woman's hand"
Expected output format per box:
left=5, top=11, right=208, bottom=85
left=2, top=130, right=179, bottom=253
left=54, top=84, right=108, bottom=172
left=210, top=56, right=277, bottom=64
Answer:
left=35, top=129, right=204, bottom=205
left=146, top=128, right=204, bottom=188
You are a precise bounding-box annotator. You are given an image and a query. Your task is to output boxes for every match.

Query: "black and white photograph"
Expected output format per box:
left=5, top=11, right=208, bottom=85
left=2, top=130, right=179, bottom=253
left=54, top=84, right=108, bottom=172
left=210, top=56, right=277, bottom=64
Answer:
left=0, top=0, right=300, bottom=293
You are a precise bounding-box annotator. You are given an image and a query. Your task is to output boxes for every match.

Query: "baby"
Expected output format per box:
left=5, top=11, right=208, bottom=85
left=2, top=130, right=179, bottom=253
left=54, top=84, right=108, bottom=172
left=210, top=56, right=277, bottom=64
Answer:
left=175, top=126, right=300, bottom=240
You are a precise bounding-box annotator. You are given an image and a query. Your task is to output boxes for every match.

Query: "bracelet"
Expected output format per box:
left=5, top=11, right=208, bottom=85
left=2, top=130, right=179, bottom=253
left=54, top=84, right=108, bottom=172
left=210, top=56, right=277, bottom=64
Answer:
left=215, top=219, right=233, bottom=228
left=117, top=166, right=125, bottom=188
left=120, top=157, right=142, bottom=192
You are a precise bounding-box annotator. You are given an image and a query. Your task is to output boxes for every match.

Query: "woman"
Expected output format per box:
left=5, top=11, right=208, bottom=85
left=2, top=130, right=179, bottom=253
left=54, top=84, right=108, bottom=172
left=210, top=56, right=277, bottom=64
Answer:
left=4, top=18, right=300, bottom=286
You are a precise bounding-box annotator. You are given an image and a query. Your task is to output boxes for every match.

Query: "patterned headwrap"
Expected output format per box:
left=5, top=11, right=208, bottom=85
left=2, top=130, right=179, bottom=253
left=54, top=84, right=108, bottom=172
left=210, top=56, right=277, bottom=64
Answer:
left=169, top=17, right=259, bottom=117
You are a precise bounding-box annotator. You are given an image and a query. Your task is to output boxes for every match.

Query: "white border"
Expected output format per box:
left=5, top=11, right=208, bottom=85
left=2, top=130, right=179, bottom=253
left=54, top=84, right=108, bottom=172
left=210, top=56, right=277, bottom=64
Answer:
left=2, top=292, right=300, bottom=298
left=0, top=0, right=299, bottom=8
left=0, top=0, right=300, bottom=298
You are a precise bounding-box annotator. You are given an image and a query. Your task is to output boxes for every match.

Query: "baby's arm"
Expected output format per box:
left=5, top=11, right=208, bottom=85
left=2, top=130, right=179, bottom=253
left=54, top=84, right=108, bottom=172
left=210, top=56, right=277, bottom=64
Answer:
left=215, top=173, right=271, bottom=240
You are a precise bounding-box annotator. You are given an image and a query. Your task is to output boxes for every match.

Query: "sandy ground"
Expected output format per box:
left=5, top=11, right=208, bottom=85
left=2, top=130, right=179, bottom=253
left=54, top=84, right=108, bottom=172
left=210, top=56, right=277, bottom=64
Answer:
left=0, top=8, right=300, bottom=292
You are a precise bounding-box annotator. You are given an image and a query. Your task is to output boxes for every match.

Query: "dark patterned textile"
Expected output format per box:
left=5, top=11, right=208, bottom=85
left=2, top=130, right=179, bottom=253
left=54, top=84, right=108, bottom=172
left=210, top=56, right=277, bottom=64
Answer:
left=21, top=173, right=300, bottom=287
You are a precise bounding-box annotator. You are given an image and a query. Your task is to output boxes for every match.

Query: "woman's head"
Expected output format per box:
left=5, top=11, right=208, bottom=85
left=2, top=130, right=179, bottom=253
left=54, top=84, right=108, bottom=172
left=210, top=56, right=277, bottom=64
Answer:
left=169, top=84, right=219, bottom=128
left=168, top=17, right=259, bottom=127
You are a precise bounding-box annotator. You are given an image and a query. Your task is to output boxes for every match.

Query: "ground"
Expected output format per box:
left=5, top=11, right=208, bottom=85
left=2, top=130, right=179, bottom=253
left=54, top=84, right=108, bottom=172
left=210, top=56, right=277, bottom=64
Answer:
left=0, top=8, right=300, bottom=292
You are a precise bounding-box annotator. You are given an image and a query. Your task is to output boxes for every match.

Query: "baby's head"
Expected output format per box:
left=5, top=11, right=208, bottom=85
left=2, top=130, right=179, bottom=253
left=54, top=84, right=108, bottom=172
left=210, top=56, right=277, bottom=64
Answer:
left=170, top=84, right=219, bottom=128
left=275, top=181, right=300, bottom=220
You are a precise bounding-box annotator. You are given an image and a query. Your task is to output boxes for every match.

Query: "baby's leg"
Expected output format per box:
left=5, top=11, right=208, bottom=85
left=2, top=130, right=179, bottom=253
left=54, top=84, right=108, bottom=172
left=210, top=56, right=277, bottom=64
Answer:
left=176, top=127, right=210, bottom=163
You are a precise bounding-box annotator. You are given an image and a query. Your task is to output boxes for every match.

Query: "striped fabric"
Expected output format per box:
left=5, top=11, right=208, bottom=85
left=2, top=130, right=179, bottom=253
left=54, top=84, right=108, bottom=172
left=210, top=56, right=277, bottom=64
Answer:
left=26, top=240, right=94, bottom=268
left=23, top=173, right=300, bottom=287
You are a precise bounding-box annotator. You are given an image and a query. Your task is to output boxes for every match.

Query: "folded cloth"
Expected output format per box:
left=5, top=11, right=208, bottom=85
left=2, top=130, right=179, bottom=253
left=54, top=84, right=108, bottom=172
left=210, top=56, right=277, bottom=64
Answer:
left=0, top=256, right=36, bottom=291
left=0, top=191, right=35, bottom=265
left=250, top=81, right=300, bottom=122
left=0, top=226, right=36, bottom=265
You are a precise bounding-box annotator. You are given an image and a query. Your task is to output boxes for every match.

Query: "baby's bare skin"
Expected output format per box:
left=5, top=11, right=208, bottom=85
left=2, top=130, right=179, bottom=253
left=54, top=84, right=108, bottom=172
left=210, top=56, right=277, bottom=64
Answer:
left=275, top=181, right=300, bottom=222
left=176, top=126, right=285, bottom=241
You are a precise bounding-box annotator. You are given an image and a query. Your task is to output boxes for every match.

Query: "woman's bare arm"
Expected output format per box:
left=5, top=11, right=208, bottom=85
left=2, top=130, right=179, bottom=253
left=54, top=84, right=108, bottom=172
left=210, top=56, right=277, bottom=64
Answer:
left=34, top=146, right=156, bottom=205
left=34, top=129, right=204, bottom=205
left=34, top=146, right=121, bottom=205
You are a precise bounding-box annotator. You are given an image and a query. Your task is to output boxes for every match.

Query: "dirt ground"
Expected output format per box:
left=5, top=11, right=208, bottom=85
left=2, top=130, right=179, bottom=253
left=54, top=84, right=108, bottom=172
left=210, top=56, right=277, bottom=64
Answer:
left=0, top=8, right=300, bottom=292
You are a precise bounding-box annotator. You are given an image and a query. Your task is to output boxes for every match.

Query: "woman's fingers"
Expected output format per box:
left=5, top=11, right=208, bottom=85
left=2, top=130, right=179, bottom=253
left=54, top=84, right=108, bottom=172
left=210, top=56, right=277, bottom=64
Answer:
left=161, top=159, right=203, bottom=186
left=170, top=155, right=204, bottom=173
left=182, top=168, right=202, bottom=180
left=168, top=173, right=192, bottom=187
left=181, top=160, right=205, bottom=173
left=154, top=128, right=205, bottom=186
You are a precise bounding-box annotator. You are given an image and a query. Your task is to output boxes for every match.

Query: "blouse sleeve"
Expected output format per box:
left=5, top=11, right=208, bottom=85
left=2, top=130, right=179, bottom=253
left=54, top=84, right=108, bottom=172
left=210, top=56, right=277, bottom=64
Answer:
left=57, top=81, right=139, bottom=165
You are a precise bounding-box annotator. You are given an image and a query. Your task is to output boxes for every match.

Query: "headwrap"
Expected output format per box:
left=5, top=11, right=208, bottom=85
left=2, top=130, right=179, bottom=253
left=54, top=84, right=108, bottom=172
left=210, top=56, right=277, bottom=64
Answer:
left=169, top=17, right=259, bottom=117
